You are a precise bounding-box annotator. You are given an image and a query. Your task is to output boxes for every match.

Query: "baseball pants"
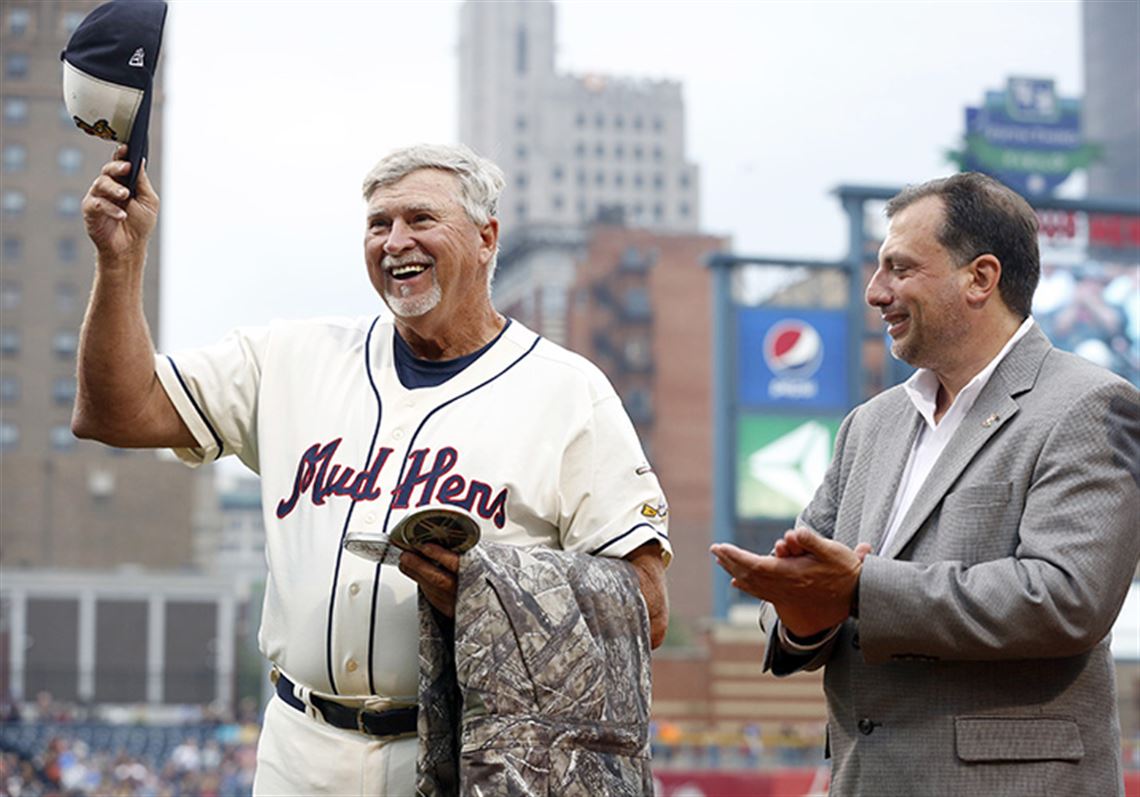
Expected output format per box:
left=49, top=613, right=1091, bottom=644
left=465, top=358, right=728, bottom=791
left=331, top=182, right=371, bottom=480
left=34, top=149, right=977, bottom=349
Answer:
left=252, top=691, right=417, bottom=796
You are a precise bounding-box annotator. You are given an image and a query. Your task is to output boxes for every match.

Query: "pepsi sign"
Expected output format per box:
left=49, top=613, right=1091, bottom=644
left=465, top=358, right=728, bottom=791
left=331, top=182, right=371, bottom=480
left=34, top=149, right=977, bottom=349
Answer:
left=738, top=309, right=847, bottom=409
left=763, top=319, right=824, bottom=394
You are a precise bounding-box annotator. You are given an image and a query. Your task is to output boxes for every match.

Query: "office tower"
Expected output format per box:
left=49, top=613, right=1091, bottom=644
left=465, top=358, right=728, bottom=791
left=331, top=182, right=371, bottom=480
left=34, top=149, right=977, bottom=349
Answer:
left=458, top=0, right=700, bottom=235
left=1, top=0, right=195, bottom=569
left=1083, top=0, right=1140, bottom=200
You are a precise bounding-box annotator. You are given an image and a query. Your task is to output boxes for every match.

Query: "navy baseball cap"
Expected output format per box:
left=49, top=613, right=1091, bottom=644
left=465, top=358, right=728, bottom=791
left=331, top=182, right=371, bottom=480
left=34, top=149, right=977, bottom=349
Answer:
left=61, top=0, right=167, bottom=196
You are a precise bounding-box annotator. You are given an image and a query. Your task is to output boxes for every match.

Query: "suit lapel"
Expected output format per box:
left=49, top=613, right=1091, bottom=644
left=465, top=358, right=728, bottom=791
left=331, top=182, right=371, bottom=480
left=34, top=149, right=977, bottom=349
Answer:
left=880, top=325, right=1052, bottom=560
left=862, top=395, right=923, bottom=553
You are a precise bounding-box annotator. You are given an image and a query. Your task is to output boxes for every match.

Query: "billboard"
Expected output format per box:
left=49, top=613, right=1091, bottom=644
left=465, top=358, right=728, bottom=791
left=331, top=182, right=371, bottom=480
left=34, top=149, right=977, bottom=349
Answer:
left=951, top=76, right=1099, bottom=198
left=736, top=414, right=841, bottom=520
left=1034, top=210, right=1139, bottom=385
left=737, top=308, right=848, bottom=410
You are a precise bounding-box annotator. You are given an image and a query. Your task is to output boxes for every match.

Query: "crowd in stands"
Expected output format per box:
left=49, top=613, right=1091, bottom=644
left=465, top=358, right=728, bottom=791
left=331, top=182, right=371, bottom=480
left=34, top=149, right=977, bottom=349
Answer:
left=1, top=693, right=258, bottom=797
left=3, top=692, right=1138, bottom=795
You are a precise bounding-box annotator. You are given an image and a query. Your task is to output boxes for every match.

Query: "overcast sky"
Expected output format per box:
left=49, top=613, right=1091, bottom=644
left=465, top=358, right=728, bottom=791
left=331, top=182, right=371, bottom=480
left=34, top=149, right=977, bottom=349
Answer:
left=156, top=0, right=1082, bottom=351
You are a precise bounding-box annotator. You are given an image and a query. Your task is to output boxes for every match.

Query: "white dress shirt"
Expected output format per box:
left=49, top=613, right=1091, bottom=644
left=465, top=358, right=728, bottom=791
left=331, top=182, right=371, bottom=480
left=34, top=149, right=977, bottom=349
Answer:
left=877, top=316, right=1035, bottom=555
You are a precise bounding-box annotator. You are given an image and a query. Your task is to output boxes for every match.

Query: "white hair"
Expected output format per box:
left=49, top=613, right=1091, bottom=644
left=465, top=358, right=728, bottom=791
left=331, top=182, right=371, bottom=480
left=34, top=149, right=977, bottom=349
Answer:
left=362, top=143, right=505, bottom=226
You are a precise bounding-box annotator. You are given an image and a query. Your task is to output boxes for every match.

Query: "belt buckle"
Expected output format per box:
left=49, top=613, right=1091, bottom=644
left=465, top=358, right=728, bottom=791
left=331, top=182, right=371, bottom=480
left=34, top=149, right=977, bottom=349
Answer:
left=355, top=708, right=370, bottom=735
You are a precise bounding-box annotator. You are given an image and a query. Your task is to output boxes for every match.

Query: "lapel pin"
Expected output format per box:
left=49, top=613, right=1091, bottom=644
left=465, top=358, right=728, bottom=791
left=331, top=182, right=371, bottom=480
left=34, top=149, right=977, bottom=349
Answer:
left=982, top=414, right=999, bottom=428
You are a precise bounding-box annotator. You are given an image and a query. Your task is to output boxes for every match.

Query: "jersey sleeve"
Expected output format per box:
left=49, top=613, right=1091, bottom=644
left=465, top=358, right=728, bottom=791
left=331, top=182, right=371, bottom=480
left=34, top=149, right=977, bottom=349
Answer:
left=558, top=392, right=672, bottom=565
left=154, top=325, right=270, bottom=472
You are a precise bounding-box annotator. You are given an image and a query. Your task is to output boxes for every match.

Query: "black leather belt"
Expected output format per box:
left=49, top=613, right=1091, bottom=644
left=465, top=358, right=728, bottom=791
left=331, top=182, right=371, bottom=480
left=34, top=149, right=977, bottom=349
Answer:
left=275, top=672, right=418, bottom=737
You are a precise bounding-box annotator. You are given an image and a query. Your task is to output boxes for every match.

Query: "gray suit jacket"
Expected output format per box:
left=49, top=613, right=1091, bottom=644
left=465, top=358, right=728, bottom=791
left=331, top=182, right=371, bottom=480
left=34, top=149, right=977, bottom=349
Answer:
left=761, top=324, right=1140, bottom=796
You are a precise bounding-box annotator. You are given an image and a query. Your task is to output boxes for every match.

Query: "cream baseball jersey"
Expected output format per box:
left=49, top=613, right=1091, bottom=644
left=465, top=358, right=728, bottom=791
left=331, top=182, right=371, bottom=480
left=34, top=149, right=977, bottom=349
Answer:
left=155, top=317, right=671, bottom=701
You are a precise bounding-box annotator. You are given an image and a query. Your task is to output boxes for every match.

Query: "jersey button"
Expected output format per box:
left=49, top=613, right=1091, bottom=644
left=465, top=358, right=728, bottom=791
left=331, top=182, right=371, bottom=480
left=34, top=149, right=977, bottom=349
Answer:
left=346, top=660, right=358, bottom=673
left=393, top=429, right=404, bottom=440
left=349, top=583, right=360, bottom=596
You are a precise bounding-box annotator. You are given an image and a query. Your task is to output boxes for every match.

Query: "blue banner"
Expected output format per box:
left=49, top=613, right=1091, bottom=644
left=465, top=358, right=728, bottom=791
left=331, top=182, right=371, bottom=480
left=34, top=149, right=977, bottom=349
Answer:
left=737, top=308, right=848, bottom=410
left=954, top=77, right=1098, bottom=197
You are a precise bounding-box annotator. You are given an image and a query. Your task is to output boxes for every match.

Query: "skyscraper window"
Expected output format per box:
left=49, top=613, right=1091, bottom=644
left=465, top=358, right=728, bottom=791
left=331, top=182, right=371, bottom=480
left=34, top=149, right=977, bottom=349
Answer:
left=2, top=190, right=27, bottom=218
left=52, top=377, right=77, bottom=405
left=58, top=147, right=83, bottom=175
left=1, top=281, right=22, bottom=310
left=5, top=53, right=29, bottom=79
left=7, top=8, right=31, bottom=37
left=3, top=144, right=28, bottom=173
left=62, top=11, right=85, bottom=35
left=50, top=425, right=76, bottom=451
left=0, top=328, right=20, bottom=356
left=55, top=282, right=78, bottom=314
left=53, top=331, right=79, bottom=358
left=515, top=25, right=527, bottom=75
left=0, top=422, right=19, bottom=452
left=56, top=194, right=81, bottom=219
left=0, top=376, right=19, bottom=404
left=3, top=97, right=29, bottom=125
left=58, top=238, right=78, bottom=264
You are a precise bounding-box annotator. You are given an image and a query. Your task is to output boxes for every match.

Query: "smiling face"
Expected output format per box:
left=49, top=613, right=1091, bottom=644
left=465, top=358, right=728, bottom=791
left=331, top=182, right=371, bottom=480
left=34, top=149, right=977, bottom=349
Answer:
left=363, top=168, right=497, bottom=334
left=866, top=195, right=973, bottom=375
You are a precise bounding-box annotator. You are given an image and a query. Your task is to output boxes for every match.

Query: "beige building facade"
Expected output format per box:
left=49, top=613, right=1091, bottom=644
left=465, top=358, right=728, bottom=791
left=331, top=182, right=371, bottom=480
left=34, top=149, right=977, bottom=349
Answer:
left=1, top=0, right=196, bottom=572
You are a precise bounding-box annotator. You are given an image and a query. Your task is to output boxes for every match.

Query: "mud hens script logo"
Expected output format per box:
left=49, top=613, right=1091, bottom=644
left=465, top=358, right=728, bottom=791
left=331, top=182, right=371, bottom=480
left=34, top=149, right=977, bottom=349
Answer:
left=763, top=319, right=824, bottom=400
left=275, top=439, right=508, bottom=527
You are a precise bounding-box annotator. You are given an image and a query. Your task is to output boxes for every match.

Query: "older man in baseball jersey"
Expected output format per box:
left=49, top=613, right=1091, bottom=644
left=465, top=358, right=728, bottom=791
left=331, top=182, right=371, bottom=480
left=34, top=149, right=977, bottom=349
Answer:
left=75, top=143, right=670, bottom=795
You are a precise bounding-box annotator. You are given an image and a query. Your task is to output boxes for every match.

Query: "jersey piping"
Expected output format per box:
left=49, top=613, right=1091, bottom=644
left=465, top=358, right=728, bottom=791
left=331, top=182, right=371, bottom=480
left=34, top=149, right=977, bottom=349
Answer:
left=589, top=522, right=669, bottom=557
left=315, top=322, right=538, bottom=695
left=164, top=354, right=224, bottom=461
left=324, top=316, right=386, bottom=695
left=365, top=330, right=542, bottom=694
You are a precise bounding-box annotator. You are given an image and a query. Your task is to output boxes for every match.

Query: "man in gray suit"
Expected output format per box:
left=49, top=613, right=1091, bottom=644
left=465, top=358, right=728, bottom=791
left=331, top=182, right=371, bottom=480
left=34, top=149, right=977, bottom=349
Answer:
left=712, top=172, right=1140, bottom=796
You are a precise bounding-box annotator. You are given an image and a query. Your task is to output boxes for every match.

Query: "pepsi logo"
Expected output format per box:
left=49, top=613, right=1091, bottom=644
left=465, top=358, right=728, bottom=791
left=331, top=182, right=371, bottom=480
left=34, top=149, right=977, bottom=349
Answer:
left=763, top=319, right=824, bottom=379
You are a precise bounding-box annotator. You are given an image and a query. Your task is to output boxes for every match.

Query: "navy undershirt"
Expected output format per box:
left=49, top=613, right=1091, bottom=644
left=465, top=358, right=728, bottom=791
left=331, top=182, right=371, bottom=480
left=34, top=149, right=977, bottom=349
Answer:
left=392, top=319, right=511, bottom=389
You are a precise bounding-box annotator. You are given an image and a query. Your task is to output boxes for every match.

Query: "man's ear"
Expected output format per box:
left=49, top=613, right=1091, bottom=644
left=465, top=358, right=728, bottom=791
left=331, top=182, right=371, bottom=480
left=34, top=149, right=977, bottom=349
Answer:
left=964, top=253, right=1001, bottom=307
left=479, top=217, right=499, bottom=267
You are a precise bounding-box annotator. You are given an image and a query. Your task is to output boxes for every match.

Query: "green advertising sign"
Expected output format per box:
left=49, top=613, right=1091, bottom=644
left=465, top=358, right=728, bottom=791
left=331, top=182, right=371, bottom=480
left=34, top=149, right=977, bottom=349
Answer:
left=736, top=414, right=841, bottom=519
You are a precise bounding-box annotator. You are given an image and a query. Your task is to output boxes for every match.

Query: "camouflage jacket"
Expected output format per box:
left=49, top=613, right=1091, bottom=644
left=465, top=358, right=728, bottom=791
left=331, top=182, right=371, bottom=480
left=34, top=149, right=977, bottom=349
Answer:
left=416, top=542, right=654, bottom=796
